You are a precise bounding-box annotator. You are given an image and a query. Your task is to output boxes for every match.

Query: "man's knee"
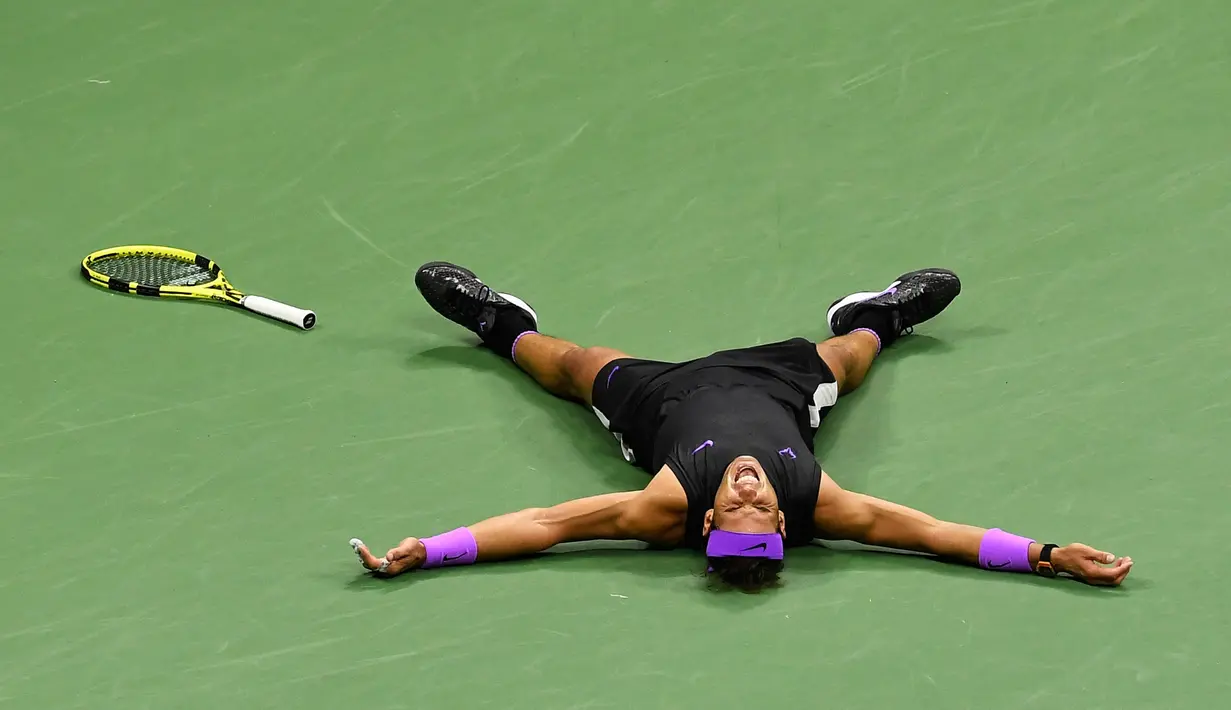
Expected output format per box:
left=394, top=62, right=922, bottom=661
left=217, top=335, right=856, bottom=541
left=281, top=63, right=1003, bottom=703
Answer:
left=558, top=344, right=590, bottom=377
left=815, top=340, right=851, bottom=376
left=816, top=332, right=879, bottom=394
left=563, top=346, right=626, bottom=402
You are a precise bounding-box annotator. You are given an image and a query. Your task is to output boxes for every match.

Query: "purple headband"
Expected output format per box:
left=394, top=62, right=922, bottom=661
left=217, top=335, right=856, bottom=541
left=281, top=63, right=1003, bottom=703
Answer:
left=705, top=530, right=785, bottom=562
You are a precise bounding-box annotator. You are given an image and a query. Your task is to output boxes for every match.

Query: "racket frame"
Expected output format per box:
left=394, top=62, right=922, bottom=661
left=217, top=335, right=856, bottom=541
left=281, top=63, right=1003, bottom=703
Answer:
left=80, top=245, right=315, bottom=329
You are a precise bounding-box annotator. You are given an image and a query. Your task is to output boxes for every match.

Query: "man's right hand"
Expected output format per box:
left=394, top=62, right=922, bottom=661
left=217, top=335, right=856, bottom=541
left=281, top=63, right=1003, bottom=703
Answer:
left=352, top=537, right=427, bottom=578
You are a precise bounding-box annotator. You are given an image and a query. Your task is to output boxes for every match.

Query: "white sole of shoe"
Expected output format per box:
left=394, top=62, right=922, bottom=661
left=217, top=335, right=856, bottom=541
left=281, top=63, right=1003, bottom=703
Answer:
left=826, top=281, right=902, bottom=334
left=498, top=292, right=539, bottom=329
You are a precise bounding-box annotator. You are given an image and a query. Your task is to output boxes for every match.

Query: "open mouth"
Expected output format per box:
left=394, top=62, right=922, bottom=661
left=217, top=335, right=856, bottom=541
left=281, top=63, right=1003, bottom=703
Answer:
left=734, top=465, right=759, bottom=483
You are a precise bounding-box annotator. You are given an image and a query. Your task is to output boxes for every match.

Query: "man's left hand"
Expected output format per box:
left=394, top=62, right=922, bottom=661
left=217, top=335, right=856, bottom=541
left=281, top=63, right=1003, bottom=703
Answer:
left=1052, top=543, right=1133, bottom=586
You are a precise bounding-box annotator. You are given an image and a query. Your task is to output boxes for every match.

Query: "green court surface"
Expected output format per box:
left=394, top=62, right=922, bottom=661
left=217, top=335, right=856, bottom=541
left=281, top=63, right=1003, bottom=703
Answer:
left=2, top=1, right=1228, bottom=708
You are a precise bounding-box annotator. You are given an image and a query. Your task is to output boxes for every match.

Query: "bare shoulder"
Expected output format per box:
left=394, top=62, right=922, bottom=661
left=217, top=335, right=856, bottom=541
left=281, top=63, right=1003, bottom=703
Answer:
left=623, top=465, right=688, bottom=545
left=814, top=470, right=847, bottom=508
left=812, top=471, right=870, bottom=536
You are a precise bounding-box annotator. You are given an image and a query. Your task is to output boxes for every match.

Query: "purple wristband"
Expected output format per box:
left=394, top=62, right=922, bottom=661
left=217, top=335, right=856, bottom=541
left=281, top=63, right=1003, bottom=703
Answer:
left=978, top=528, right=1035, bottom=572
left=420, top=527, right=479, bottom=569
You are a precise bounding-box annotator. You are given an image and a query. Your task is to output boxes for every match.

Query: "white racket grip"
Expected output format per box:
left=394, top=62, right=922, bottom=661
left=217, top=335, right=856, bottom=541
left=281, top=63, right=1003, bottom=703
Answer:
left=240, top=294, right=317, bottom=330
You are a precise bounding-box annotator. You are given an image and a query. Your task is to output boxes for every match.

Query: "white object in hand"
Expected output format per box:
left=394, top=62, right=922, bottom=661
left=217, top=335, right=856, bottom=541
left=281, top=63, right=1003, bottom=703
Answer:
left=349, top=538, right=390, bottom=572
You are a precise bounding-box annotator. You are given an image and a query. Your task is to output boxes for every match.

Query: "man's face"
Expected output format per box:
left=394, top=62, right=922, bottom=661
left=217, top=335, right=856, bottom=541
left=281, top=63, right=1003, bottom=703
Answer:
left=703, top=455, right=786, bottom=536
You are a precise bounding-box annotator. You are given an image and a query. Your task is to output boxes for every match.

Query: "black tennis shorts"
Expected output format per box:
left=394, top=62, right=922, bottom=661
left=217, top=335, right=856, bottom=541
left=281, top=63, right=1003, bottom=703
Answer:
left=589, top=338, right=838, bottom=472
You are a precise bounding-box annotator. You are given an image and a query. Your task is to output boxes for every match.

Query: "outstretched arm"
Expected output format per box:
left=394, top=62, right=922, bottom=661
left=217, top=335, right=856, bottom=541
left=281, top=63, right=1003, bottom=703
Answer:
left=352, top=491, right=663, bottom=577
left=814, top=473, right=1133, bottom=586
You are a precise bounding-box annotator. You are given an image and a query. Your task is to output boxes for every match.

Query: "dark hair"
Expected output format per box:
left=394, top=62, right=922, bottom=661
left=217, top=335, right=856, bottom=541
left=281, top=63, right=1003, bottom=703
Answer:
left=705, top=556, right=784, bottom=593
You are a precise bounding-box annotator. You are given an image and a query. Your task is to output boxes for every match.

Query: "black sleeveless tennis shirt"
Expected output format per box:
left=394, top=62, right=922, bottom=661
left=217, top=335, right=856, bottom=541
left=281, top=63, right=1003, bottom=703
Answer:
left=658, top=386, right=822, bottom=550
left=590, top=338, right=835, bottom=552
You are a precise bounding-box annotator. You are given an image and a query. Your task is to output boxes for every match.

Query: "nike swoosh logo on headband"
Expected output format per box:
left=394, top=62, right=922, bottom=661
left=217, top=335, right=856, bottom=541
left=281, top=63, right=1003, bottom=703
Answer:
left=741, top=543, right=768, bottom=552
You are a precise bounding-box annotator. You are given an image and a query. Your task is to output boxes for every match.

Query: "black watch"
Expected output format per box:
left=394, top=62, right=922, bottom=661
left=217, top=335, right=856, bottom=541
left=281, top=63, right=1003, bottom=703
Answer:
left=1035, top=544, right=1059, bottom=578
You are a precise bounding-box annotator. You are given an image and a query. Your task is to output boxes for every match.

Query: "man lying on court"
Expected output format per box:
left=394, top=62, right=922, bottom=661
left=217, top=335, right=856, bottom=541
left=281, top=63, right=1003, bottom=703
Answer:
left=350, top=262, right=1133, bottom=591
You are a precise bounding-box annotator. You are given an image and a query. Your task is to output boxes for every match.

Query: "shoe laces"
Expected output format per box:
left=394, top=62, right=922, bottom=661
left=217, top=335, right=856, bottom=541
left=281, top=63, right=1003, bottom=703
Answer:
left=450, top=280, right=494, bottom=320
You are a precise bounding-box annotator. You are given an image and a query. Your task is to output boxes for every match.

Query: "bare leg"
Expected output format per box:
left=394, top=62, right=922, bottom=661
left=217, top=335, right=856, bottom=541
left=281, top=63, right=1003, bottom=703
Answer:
left=517, top=330, right=878, bottom=404
left=815, top=330, right=880, bottom=395
left=511, top=333, right=631, bottom=406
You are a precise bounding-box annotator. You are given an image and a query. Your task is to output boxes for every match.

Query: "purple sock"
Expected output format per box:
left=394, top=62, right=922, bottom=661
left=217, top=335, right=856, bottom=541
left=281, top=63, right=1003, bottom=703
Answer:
left=481, top=305, right=538, bottom=361
left=851, top=328, right=882, bottom=354
left=511, top=330, right=536, bottom=363
left=848, top=309, right=899, bottom=348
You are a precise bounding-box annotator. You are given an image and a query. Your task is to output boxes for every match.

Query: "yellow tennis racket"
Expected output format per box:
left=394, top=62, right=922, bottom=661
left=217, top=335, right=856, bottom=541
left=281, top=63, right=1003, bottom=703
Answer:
left=81, top=245, right=317, bottom=330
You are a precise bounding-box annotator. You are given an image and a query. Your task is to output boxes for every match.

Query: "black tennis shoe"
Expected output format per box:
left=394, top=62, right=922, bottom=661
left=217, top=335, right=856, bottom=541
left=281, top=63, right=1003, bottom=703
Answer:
left=827, top=268, right=961, bottom=338
left=415, top=261, right=538, bottom=341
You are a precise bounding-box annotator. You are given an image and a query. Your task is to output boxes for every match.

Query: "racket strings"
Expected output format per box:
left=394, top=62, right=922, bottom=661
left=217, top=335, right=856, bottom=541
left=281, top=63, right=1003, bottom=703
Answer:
left=91, top=254, right=214, bottom=287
